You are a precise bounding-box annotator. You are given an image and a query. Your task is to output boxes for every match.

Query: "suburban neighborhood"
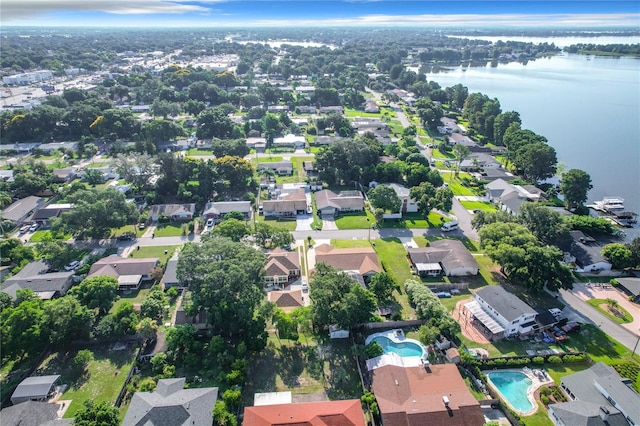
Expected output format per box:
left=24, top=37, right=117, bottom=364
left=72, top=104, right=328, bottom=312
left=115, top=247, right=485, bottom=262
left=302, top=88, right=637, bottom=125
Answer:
left=1, top=25, right=639, bottom=426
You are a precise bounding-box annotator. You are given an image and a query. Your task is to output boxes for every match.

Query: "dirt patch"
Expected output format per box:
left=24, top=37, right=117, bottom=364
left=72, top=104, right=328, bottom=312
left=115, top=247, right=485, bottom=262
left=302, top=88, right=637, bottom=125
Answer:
left=452, top=299, right=491, bottom=344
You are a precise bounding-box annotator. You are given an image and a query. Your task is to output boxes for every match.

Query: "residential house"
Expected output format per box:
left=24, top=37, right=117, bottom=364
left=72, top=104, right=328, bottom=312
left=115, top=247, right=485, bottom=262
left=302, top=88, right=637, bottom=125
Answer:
left=267, top=289, right=304, bottom=312
left=139, top=333, right=168, bottom=362
left=31, top=203, right=74, bottom=227
left=478, top=167, right=516, bottom=182
left=388, top=183, right=418, bottom=215
left=314, top=244, right=381, bottom=282
left=370, top=363, right=484, bottom=426
left=161, top=257, right=182, bottom=289
left=51, top=167, right=78, bottom=183
left=148, top=203, right=196, bottom=222
left=122, top=378, right=218, bottom=426
left=314, top=135, right=343, bottom=145
left=1, top=400, right=71, bottom=426
left=319, top=106, right=344, bottom=114
left=262, top=188, right=307, bottom=217
left=267, top=105, right=289, bottom=113
left=264, top=248, right=301, bottom=288
left=486, top=178, right=546, bottom=215
left=243, top=399, right=366, bottom=426
left=315, top=189, right=365, bottom=217
left=246, top=136, right=266, bottom=151
left=550, top=362, right=639, bottom=426
left=0, top=170, right=14, bottom=182
left=79, top=166, right=118, bottom=183
left=87, top=256, right=159, bottom=291
left=38, top=142, right=77, bottom=154
left=303, top=161, right=317, bottom=177
left=449, top=133, right=490, bottom=152
left=1, top=260, right=74, bottom=300
left=203, top=201, right=252, bottom=223
left=459, top=153, right=502, bottom=171
left=616, top=277, right=640, bottom=302
left=364, top=100, right=380, bottom=113
left=1, top=196, right=44, bottom=224
left=273, top=134, right=306, bottom=149
left=407, top=240, right=479, bottom=277
left=297, top=105, right=317, bottom=114
left=569, top=231, right=613, bottom=273
left=174, top=292, right=209, bottom=330
left=467, top=286, right=538, bottom=339
left=258, top=160, right=293, bottom=176
left=11, top=375, right=60, bottom=405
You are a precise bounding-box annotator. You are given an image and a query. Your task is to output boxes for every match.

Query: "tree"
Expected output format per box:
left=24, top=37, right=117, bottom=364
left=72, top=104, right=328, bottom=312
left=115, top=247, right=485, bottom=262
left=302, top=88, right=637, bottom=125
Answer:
left=368, top=185, right=401, bottom=213
left=211, top=218, right=249, bottom=242
left=83, top=168, right=105, bottom=186
left=417, top=324, right=440, bottom=346
left=213, top=400, right=238, bottom=426
left=197, top=107, right=234, bottom=139
left=518, top=203, right=571, bottom=248
left=177, top=237, right=268, bottom=350
left=214, top=156, right=253, bottom=189
left=0, top=298, right=48, bottom=360
left=73, top=349, right=94, bottom=371
left=69, top=276, right=119, bottom=314
left=253, top=222, right=294, bottom=248
left=601, top=243, right=633, bottom=269
left=513, top=142, right=557, bottom=183
left=36, top=240, right=78, bottom=270
left=560, top=169, right=593, bottom=210
left=140, top=297, right=165, bottom=320
left=52, top=188, right=139, bottom=239
left=364, top=341, right=384, bottom=358
left=405, top=280, right=460, bottom=338
left=137, top=317, right=158, bottom=342
left=368, top=272, right=396, bottom=305
left=73, top=400, right=119, bottom=426
left=452, top=144, right=470, bottom=175
left=224, top=211, right=246, bottom=221
left=0, top=292, right=12, bottom=314
left=309, top=263, right=377, bottom=329
left=493, top=111, right=521, bottom=146
left=43, top=296, right=93, bottom=346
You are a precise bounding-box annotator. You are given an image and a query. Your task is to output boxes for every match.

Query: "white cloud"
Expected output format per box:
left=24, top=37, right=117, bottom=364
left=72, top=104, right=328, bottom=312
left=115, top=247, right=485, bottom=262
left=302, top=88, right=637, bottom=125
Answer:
left=1, top=0, right=217, bottom=21
left=251, top=13, right=640, bottom=28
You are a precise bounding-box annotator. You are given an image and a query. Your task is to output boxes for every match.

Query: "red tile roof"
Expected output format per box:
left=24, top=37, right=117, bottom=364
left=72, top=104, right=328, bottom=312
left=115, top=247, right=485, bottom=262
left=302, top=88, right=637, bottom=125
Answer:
left=243, top=399, right=366, bottom=426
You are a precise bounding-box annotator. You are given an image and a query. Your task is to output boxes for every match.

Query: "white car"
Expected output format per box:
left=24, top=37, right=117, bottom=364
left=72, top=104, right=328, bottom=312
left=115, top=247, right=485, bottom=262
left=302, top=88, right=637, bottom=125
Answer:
left=301, top=279, right=308, bottom=292
left=29, top=223, right=39, bottom=232
left=19, top=225, right=30, bottom=234
left=206, top=218, right=214, bottom=228
left=64, top=260, right=81, bottom=271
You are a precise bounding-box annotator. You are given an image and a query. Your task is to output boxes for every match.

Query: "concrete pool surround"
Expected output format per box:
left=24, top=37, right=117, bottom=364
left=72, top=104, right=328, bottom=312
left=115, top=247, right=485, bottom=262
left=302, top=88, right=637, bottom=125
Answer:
left=484, top=367, right=554, bottom=416
left=365, top=329, right=428, bottom=360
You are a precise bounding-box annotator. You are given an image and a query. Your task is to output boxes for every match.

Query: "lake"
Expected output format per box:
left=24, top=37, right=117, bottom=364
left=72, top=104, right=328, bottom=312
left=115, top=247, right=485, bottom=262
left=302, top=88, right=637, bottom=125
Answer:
left=425, top=44, right=640, bottom=214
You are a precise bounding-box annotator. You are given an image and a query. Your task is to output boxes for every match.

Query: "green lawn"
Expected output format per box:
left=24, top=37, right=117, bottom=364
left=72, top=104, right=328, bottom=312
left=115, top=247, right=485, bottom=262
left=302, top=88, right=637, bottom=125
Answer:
left=244, top=336, right=363, bottom=405
left=378, top=212, right=449, bottom=229
left=30, top=230, right=72, bottom=241
left=344, top=108, right=383, bottom=118
left=431, top=148, right=455, bottom=159
left=256, top=215, right=298, bottom=231
left=334, top=211, right=376, bottom=230
left=254, top=156, right=284, bottom=164
left=460, top=201, right=497, bottom=212
left=130, top=245, right=180, bottom=264
left=441, top=173, right=480, bottom=197
left=587, top=299, right=633, bottom=324
left=37, top=345, right=137, bottom=418
left=330, top=239, right=372, bottom=249
left=110, top=287, right=152, bottom=313
left=153, top=222, right=191, bottom=237
left=185, top=148, right=212, bottom=156
left=111, top=224, right=145, bottom=238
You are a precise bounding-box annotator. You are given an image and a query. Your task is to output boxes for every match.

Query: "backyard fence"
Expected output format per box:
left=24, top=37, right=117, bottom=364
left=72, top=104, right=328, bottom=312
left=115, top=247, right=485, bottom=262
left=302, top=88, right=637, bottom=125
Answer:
left=361, top=319, right=425, bottom=330
left=114, top=344, right=144, bottom=408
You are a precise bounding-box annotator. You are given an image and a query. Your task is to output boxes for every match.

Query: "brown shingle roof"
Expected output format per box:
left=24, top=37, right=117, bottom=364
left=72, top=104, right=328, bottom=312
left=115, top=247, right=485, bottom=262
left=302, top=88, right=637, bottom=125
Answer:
left=407, top=240, right=479, bottom=274
left=87, top=256, right=159, bottom=279
left=243, top=399, right=366, bottom=426
left=314, top=244, right=381, bottom=275
left=371, top=364, right=484, bottom=426
left=267, top=289, right=304, bottom=309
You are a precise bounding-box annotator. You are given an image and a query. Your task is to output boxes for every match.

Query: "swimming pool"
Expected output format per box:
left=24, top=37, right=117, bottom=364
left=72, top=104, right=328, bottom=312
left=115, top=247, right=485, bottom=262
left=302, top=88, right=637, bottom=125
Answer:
left=369, top=336, right=425, bottom=358
left=485, top=371, right=534, bottom=413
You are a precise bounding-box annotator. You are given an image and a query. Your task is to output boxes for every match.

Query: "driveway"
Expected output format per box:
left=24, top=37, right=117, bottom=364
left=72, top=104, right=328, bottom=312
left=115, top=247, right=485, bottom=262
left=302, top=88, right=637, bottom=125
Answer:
left=296, top=214, right=313, bottom=231
left=569, top=282, right=640, bottom=335
left=321, top=216, right=338, bottom=230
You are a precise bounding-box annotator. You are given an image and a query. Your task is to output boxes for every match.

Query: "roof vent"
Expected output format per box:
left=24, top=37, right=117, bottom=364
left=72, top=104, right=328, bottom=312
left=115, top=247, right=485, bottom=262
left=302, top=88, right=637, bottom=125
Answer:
left=394, top=379, right=399, bottom=386
left=443, top=396, right=450, bottom=407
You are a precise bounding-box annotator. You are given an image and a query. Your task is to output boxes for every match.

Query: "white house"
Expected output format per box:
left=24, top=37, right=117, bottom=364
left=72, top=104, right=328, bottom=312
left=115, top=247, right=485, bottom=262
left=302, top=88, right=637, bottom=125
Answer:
left=388, top=183, right=418, bottom=214
left=467, top=286, right=538, bottom=340
left=273, top=134, right=306, bottom=149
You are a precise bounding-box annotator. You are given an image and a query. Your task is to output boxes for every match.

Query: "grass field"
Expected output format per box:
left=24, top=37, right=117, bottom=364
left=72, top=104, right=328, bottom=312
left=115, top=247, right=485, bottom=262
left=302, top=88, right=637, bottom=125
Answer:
left=334, top=211, right=376, bottom=230
left=111, top=224, right=146, bottom=238
left=37, top=345, right=138, bottom=418
left=587, top=299, right=633, bottom=324
left=256, top=215, right=298, bottom=231
left=110, top=287, right=152, bottom=313
left=460, top=200, right=497, bottom=212
left=185, top=148, right=212, bottom=156
left=379, top=212, right=448, bottom=229
left=130, top=245, right=181, bottom=264
left=153, top=222, right=191, bottom=237
left=30, top=230, right=72, bottom=241
left=244, top=336, right=363, bottom=405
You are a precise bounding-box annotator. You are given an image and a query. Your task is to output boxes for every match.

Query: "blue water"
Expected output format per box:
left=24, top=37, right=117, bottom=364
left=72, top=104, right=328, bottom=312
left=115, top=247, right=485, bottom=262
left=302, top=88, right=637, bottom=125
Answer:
left=372, top=336, right=424, bottom=357
left=487, top=371, right=533, bottom=412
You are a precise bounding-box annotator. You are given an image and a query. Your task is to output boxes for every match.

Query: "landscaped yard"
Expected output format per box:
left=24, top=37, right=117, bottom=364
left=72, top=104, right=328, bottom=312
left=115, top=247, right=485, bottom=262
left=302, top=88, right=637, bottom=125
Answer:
left=110, top=286, right=152, bottom=314
left=460, top=200, right=497, bottom=213
left=256, top=215, right=298, bottom=231
left=587, top=299, right=633, bottom=324
left=334, top=211, right=376, bottom=230
left=185, top=148, right=212, bottom=156
left=153, top=222, right=191, bottom=237
left=36, top=344, right=138, bottom=418
left=244, top=335, right=363, bottom=405
left=30, top=230, right=72, bottom=242
left=111, top=224, right=146, bottom=238
left=130, top=245, right=181, bottom=264
left=379, top=212, right=448, bottom=229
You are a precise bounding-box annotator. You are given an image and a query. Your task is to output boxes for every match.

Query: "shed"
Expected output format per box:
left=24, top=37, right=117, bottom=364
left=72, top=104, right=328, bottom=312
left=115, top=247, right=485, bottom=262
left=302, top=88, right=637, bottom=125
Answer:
left=11, top=375, right=60, bottom=404
left=329, top=325, right=349, bottom=339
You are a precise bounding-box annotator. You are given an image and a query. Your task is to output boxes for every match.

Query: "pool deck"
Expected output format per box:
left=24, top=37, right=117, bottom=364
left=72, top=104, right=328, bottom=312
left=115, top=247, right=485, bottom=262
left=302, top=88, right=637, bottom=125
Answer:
left=365, top=329, right=428, bottom=359
left=483, top=368, right=554, bottom=416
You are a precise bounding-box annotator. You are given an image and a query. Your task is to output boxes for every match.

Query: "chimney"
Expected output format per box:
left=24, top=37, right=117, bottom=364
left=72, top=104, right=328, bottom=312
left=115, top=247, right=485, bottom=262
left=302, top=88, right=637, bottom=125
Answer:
left=599, top=406, right=609, bottom=422
left=442, top=396, right=450, bottom=407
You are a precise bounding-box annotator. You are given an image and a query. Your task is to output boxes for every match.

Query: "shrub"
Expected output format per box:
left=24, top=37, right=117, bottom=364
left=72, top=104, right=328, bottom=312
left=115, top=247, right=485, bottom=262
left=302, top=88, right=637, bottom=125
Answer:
left=548, top=355, right=563, bottom=364
left=540, top=395, right=549, bottom=405
left=364, top=341, right=384, bottom=359
left=532, top=356, right=545, bottom=365
left=73, top=349, right=94, bottom=370
left=562, top=353, right=586, bottom=363
left=540, top=387, right=551, bottom=396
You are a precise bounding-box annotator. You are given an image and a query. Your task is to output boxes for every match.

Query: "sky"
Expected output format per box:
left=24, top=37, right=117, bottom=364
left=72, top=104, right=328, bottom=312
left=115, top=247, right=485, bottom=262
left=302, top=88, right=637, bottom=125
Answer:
left=2, top=0, right=639, bottom=28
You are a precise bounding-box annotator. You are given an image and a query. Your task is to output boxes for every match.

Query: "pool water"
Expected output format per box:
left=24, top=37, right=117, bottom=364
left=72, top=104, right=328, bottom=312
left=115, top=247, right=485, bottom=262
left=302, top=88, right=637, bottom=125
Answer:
left=371, top=336, right=424, bottom=357
left=487, top=371, right=533, bottom=412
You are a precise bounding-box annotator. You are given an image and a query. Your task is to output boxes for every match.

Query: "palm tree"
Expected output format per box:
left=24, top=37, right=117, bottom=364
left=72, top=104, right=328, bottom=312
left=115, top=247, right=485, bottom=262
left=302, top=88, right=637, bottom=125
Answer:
left=605, top=298, right=620, bottom=313
left=452, top=144, right=470, bottom=177
left=0, top=191, right=12, bottom=209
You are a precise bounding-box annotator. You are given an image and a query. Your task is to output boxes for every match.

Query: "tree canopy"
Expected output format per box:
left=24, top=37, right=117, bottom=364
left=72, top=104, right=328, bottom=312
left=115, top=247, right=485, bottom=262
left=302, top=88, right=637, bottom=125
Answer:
left=368, top=185, right=401, bottom=213
left=560, top=169, right=593, bottom=210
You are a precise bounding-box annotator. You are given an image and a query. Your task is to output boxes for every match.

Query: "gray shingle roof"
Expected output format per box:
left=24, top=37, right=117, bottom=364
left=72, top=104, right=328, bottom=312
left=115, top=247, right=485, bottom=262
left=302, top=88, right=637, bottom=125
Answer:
left=407, top=240, right=479, bottom=274
left=550, top=401, right=628, bottom=426
left=122, top=378, right=218, bottom=426
left=11, top=375, right=60, bottom=404
left=161, top=258, right=179, bottom=286
left=1, top=196, right=43, bottom=222
left=475, top=286, right=536, bottom=322
left=1, top=400, right=60, bottom=426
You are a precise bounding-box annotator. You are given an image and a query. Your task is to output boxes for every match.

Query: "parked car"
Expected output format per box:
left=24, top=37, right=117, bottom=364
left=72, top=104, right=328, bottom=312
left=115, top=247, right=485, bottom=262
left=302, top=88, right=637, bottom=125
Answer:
left=436, top=292, right=452, bottom=298
left=301, top=279, right=308, bottom=292
left=64, top=260, right=81, bottom=271
left=206, top=218, right=214, bottom=228
left=138, top=223, right=146, bottom=230
left=19, top=225, right=30, bottom=234
left=117, top=232, right=135, bottom=241
left=440, top=221, right=459, bottom=232
left=29, top=223, right=39, bottom=232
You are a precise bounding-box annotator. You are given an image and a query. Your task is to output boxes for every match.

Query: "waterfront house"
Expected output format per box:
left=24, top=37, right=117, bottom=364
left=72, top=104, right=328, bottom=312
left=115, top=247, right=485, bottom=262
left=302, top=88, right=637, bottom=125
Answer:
left=468, top=286, right=538, bottom=339
left=568, top=230, right=613, bottom=273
